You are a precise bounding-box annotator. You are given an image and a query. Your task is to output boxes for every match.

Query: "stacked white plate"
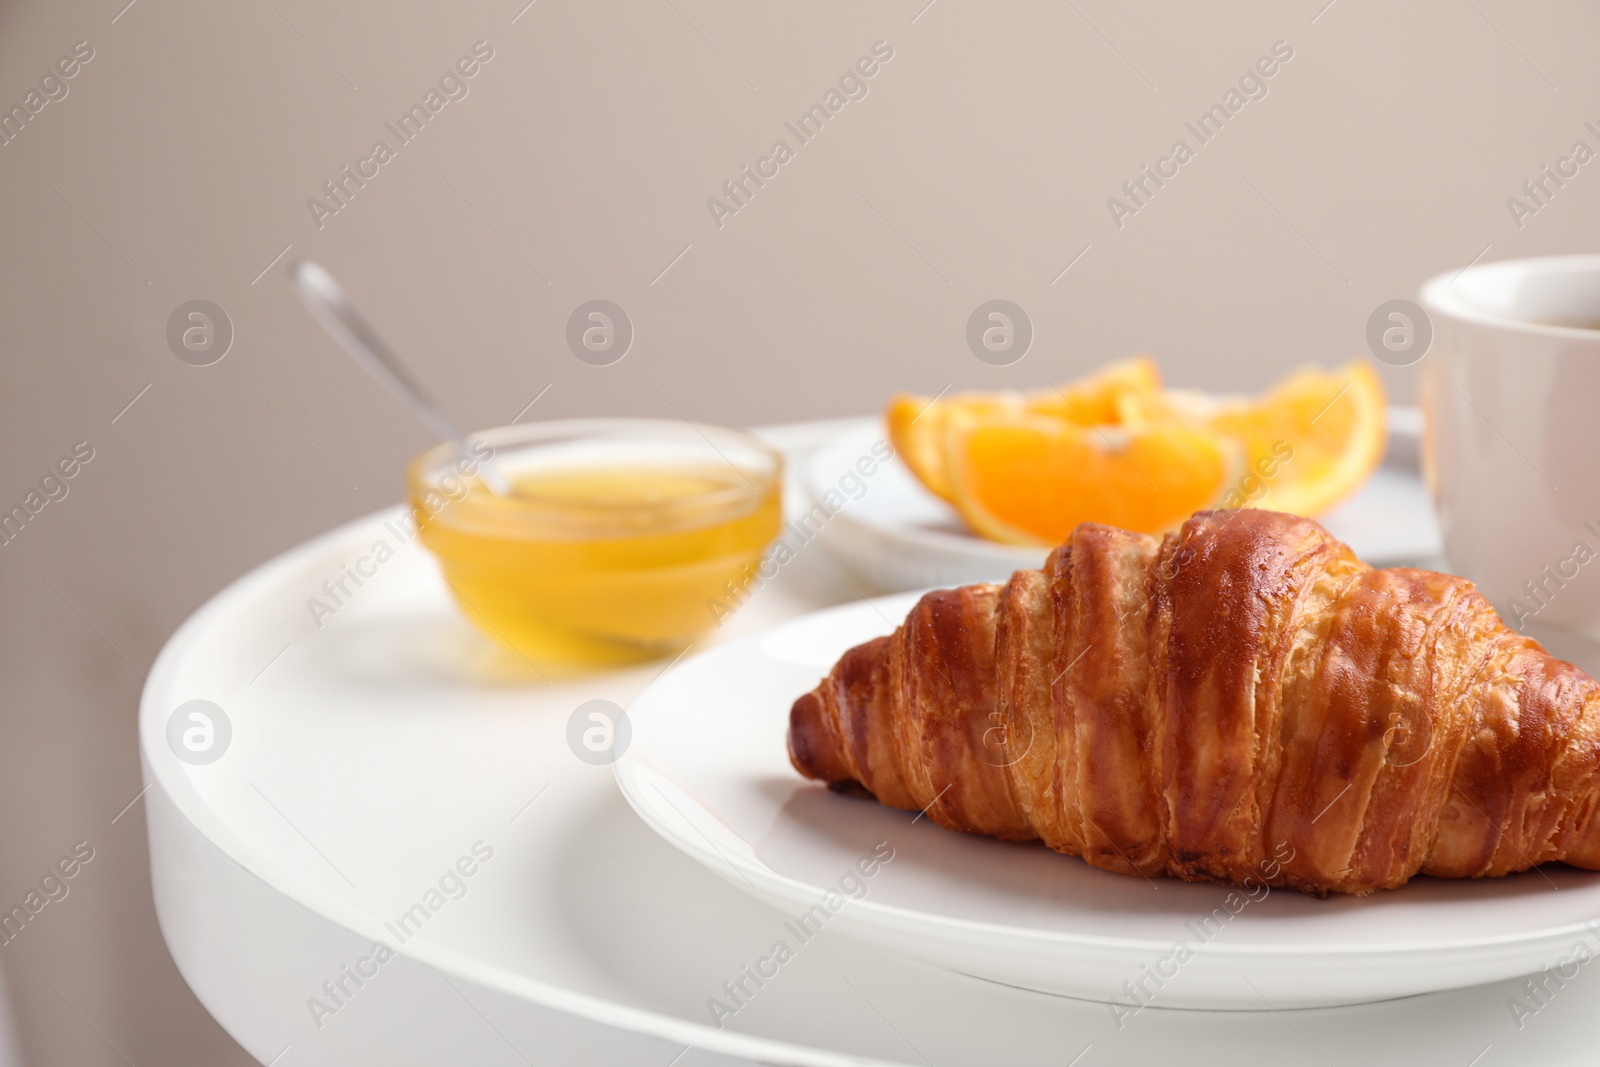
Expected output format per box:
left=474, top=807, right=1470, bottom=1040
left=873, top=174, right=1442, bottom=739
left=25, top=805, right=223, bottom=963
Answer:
left=142, top=419, right=1597, bottom=1066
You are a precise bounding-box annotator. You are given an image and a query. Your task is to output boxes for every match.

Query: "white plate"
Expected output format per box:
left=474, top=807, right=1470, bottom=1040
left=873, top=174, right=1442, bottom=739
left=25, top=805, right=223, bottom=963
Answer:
left=805, top=409, right=1442, bottom=593
left=141, top=421, right=1600, bottom=1064
left=615, top=592, right=1600, bottom=1010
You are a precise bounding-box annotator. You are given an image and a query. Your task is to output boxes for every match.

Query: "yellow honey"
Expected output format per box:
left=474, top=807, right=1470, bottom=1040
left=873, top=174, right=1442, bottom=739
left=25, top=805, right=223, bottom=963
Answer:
left=408, top=422, right=782, bottom=667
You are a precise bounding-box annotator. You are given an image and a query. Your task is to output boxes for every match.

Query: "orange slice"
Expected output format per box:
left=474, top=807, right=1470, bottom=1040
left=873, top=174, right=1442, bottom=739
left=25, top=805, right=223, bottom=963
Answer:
left=886, top=393, right=1016, bottom=503
left=1207, top=362, right=1386, bottom=517
left=946, top=414, right=1236, bottom=544
left=886, top=357, right=1161, bottom=502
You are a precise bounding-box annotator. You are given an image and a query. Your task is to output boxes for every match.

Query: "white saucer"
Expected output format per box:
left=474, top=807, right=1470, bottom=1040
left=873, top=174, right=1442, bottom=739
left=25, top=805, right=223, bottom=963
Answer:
left=804, top=408, right=1442, bottom=593
left=616, top=591, right=1600, bottom=1010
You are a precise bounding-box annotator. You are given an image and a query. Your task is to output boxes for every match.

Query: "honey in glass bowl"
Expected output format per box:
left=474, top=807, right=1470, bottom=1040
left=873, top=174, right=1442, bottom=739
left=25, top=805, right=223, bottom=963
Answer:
left=407, top=419, right=782, bottom=666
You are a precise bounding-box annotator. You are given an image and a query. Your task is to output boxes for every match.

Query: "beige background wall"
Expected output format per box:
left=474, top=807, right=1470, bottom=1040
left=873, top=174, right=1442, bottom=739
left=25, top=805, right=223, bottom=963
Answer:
left=0, top=0, right=1596, bottom=1062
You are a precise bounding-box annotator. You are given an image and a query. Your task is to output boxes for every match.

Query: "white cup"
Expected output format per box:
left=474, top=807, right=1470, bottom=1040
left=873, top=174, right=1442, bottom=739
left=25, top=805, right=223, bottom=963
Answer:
left=1420, top=254, right=1600, bottom=631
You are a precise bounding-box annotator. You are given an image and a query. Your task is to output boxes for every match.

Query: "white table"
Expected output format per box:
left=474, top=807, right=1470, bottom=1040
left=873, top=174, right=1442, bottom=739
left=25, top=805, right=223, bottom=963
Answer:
left=141, top=421, right=1598, bottom=1065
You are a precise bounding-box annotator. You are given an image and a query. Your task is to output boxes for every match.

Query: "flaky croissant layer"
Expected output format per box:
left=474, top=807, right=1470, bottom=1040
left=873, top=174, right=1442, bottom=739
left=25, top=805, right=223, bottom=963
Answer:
left=788, top=510, right=1600, bottom=896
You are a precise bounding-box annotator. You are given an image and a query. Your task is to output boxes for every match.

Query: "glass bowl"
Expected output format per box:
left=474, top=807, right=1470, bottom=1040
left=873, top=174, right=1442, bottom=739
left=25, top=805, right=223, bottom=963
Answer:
left=406, top=419, right=783, bottom=666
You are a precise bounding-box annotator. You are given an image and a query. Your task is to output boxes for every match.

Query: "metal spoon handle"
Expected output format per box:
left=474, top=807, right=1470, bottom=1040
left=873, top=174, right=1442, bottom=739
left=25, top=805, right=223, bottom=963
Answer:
left=290, top=260, right=510, bottom=494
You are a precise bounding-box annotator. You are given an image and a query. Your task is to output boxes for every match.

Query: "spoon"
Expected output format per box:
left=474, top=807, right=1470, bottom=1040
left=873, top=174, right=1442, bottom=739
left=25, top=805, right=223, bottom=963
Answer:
left=289, top=259, right=511, bottom=495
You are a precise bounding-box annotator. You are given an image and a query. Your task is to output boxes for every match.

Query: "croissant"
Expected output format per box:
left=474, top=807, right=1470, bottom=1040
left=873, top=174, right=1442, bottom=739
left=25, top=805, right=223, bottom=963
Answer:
left=788, top=509, right=1600, bottom=896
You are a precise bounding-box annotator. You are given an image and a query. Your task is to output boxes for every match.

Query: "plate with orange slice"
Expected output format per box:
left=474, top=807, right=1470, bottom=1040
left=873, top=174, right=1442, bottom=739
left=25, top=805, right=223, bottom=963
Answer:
left=804, top=358, right=1441, bottom=593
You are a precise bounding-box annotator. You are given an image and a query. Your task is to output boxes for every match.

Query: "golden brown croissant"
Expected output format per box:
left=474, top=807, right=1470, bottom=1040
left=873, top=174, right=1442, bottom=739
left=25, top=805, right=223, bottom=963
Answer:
left=788, top=509, right=1600, bottom=895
